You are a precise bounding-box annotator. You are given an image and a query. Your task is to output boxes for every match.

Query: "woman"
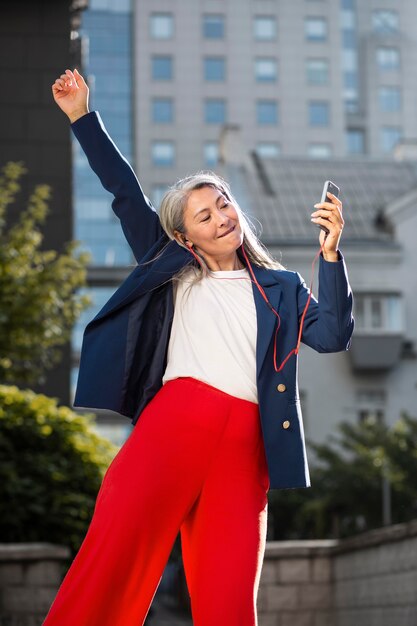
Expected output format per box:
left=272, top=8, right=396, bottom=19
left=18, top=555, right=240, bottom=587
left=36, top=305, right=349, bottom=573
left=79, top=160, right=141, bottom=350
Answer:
left=43, top=68, right=354, bottom=626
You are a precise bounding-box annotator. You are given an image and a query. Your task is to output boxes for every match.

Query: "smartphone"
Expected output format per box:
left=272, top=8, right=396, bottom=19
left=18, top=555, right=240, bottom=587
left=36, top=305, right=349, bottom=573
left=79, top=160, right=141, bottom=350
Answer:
left=317, top=180, right=340, bottom=235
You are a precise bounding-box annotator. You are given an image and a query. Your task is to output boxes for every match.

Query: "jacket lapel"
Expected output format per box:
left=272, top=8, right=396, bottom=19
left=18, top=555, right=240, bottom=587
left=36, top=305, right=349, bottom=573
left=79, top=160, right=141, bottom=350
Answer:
left=249, top=266, right=283, bottom=370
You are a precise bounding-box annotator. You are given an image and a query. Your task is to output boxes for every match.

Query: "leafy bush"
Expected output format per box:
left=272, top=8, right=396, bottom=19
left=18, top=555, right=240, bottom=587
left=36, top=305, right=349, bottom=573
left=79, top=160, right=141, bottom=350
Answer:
left=0, top=161, right=91, bottom=385
left=0, top=384, right=118, bottom=552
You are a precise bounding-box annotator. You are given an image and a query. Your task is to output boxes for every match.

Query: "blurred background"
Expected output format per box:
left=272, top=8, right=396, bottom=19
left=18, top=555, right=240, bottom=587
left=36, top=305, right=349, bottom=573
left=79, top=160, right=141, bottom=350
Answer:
left=1, top=1, right=417, bottom=624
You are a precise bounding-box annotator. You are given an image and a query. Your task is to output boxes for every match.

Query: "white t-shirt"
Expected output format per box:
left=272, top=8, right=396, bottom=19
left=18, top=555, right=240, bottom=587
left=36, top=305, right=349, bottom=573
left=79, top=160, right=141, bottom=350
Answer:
left=162, top=267, right=258, bottom=403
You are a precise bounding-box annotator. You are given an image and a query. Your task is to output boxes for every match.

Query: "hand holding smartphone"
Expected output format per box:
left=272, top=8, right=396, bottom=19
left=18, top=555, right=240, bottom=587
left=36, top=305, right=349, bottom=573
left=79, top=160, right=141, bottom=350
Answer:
left=316, top=180, right=340, bottom=235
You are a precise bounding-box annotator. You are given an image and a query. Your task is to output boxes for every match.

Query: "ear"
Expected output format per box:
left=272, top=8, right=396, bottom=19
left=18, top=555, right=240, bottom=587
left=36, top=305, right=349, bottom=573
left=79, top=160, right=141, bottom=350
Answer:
left=173, top=229, right=192, bottom=247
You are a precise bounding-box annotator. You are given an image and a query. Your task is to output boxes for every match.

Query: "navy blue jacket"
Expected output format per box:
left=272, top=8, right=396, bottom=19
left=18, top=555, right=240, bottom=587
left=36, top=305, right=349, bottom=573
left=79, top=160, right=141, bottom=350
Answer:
left=71, top=111, right=354, bottom=490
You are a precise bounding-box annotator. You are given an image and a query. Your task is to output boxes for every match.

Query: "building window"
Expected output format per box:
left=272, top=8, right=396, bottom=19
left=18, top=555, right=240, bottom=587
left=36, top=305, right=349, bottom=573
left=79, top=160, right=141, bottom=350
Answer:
left=346, top=129, right=365, bottom=154
left=376, top=47, right=400, bottom=71
left=357, top=390, right=386, bottom=425
left=204, top=57, right=226, bottom=81
left=372, top=10, right=399, bottom=34
left=380, top=127, right=402, bottom=153
left=305, top=17, right=327, bottom=42
left=151, top=184, right=169, bottom=208
left=205, top=99, right=226, bottom=124
left=379, top=87, right=401, bottom=112
left=355, top=294, right=403, bottom=332
left=309, top=101, right=329, bottom=126
left=203, top=14, right=224, bottom=39
left=152, top=141, right=175, bottom=167
left=256, top=143, right=281, bottom=158
left=306, top=58, right=329, bottom=85
left=152, top=98, right=174, bottom=123
left=150, top=13, right=173, bottom=39
left=308, top=143, right=332, bottom=158
left=253, top=16, right=277, bottom=41
left=256, top=100, right=278, bottom=125
left=204, top=142, right=219, bottom=167
left=151, top=55, right=173, bottom=80
left=255, top=58, right=277, bottom=82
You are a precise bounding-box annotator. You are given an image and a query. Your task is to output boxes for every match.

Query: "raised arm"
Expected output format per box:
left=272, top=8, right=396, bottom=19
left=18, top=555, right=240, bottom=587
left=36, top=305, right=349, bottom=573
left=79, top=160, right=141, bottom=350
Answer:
left=297, top=192, right=354, bottom=352
left=296, top=251, right=354, bottom=353
left=52, top=68, right=164, bottom=262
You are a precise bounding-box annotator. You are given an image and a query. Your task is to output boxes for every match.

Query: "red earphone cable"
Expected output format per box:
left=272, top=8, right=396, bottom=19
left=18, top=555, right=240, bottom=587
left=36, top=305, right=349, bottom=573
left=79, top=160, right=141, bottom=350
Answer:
left=240, top=241, right=326, bottom=372
left=185, top=239, right=327, bottom=372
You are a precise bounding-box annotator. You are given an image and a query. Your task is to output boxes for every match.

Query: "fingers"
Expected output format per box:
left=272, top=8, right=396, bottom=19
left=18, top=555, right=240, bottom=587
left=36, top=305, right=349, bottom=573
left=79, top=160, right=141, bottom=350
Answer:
left=73, top=67, right=87, bottom=85
left=51, top=68, right=86, bottom=92
left=311, top=192, right=344, bottom=235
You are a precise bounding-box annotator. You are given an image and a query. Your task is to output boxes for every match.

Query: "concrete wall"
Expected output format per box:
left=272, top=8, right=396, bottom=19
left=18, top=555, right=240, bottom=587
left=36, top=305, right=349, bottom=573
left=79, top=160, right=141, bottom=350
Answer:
left=0, top=543, right=70, bottom=625
left=258, top=520, right=417, bottom=626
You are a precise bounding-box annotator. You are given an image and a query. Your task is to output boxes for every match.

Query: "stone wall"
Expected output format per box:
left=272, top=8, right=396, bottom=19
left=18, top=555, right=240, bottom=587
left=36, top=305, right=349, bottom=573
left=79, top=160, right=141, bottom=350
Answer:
left=1, top=522, right=417, bottom=625
left=258, top=520, right=417, bottom=626
left=0, top=543, right=70, bottom=626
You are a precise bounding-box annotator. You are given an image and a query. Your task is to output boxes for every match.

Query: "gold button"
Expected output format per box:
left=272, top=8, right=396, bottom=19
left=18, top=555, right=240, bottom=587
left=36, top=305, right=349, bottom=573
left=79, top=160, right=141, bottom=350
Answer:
left=277, top=384, right=286, bottom=393
left=282, top=420, right=291, bottom=429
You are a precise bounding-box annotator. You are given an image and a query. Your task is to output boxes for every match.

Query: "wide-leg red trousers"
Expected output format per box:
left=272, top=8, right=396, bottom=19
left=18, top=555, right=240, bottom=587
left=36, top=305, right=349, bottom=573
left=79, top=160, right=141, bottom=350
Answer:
left=42, top=377, right=270, bottom=626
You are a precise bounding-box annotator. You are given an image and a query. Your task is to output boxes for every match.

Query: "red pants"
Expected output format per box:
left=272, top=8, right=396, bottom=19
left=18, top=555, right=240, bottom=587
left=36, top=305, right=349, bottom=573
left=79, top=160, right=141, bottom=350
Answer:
left=42, top=377, right=270, bottom=626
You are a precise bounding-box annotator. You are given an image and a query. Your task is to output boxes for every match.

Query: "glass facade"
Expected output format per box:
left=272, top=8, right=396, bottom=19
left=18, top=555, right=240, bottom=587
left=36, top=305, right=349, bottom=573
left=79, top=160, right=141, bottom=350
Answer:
left=75, top=0, right=134, bottom=268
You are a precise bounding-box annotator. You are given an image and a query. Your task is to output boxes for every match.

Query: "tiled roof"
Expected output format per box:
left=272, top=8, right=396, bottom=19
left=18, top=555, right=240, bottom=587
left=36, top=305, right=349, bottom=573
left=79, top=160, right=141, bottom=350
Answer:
left=228, top=155, right=417, bottom=244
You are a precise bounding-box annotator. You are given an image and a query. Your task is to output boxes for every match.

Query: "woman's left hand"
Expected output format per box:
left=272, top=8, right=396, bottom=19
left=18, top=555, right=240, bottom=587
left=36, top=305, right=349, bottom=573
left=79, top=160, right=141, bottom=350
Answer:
left=311, top=192, right=344, bottom=261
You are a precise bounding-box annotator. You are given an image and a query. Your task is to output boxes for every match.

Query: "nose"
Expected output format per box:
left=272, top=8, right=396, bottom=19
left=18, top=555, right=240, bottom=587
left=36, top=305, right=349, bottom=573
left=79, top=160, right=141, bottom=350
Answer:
left=215, top=206, right=229, bottom=227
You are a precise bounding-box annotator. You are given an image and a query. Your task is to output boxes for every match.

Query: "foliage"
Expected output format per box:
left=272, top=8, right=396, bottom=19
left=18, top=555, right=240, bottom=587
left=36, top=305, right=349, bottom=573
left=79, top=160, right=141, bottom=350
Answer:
left=0, top=384, right=118, bottom=553
left=0, top=161, right=91, bottom=386
left=267, top=413, right=417, bottom=540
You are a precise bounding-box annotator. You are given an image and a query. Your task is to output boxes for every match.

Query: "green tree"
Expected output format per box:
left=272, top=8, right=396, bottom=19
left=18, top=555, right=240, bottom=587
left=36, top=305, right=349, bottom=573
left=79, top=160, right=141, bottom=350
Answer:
left=0, top=385, right=118, bottom=552
left=0, top=161, right=91, bottom=386
left=267, top=413, right=417, bottom=540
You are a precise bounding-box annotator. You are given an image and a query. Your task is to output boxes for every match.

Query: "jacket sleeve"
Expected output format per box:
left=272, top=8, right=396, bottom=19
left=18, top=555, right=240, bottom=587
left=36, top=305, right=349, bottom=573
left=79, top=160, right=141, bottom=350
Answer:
left=71, top=111, right=164, bottom=262
left=296, top=250, right=354, bottom=353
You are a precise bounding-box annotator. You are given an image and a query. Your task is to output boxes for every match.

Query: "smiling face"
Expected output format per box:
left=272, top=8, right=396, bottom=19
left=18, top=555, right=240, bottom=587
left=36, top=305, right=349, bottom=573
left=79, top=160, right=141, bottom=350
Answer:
left=176, top=185, right=244, bottom=270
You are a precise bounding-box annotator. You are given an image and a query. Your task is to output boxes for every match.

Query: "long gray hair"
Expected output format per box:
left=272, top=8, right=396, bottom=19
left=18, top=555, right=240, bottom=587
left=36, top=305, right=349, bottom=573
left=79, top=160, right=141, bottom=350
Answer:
left=159, top=171, right=283, bottom=282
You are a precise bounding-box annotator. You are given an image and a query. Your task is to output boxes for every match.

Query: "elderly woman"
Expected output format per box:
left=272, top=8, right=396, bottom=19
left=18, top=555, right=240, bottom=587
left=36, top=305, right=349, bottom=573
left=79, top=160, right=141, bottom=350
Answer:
left=43, top=68, right=354, bottom=626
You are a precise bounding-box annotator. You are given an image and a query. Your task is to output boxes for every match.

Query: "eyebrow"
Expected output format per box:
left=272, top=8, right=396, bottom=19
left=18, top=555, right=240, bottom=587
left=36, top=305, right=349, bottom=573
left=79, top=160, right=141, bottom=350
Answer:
left=193, top=193, right=225, bottom=219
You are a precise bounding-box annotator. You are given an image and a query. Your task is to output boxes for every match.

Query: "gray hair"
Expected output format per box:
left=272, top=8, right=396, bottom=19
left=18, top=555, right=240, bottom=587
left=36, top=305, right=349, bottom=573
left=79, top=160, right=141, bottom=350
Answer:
left=159, top=170, right=283, bottom=281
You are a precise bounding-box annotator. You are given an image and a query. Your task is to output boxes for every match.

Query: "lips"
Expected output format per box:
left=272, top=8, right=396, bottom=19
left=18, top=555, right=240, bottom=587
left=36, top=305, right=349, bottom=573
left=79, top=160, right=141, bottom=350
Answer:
left=218, top=225, right=235, bottom=238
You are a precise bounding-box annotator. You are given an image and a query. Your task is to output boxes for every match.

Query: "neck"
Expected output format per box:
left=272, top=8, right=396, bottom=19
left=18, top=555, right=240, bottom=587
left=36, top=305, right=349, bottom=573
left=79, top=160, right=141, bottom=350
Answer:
left=205, top=252, right=245, bottom=272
